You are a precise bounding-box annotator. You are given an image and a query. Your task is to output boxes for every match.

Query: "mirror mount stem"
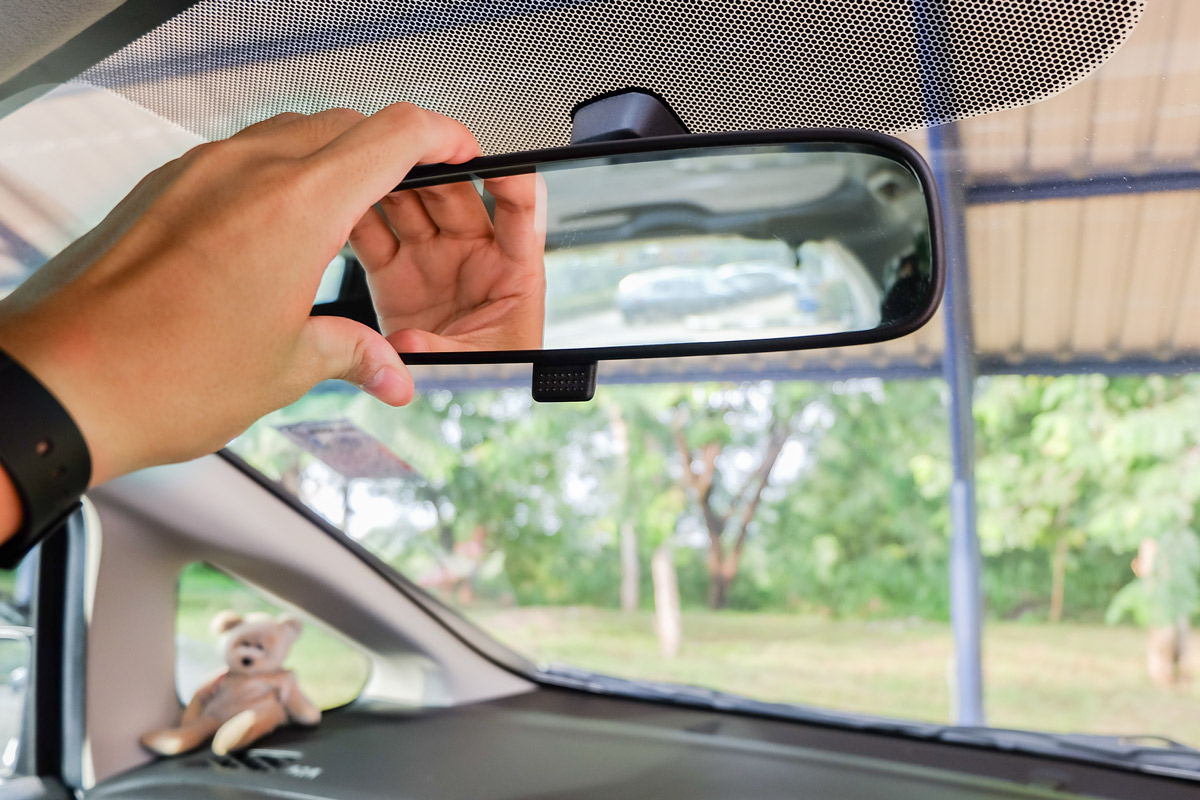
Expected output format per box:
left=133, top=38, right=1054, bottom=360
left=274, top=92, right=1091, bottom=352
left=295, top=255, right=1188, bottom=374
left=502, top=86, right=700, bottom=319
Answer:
left=540, top=90, right=687, bottom=401
left=569, top=89, right=690, bottom=145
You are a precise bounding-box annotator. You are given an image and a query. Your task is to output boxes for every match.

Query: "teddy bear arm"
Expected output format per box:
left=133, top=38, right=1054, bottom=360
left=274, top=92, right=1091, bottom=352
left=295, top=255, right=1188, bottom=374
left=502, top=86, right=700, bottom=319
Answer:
left=180, top=673, right=225, bottom=724
left=212, top=702, right=290, bottom=755
left=141, top=716, right=222, bottom=756
left=282, top=674, right=321, bottom=726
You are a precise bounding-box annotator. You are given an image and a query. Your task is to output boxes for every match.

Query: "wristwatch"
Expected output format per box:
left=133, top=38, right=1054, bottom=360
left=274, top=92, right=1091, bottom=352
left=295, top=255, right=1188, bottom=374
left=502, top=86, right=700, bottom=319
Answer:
left=0, top=349, right=91, bottom=568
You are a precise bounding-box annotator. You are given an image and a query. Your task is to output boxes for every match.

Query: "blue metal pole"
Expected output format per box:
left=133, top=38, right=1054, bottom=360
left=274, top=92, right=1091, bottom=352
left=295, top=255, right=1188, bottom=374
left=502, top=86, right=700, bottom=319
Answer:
left=927, top=120, right=985, bottom=726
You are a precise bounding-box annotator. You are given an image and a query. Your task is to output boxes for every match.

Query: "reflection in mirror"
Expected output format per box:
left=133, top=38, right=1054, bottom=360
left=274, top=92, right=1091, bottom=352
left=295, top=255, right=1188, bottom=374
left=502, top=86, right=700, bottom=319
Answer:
left=532, top=148, right=932, bottom=351
left=373, top=143, right=936, bottom=355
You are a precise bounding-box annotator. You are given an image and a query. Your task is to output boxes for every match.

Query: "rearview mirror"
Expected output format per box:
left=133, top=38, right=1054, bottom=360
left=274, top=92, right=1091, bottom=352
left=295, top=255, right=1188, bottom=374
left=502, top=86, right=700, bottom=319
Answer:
left=315, top=129, right=942, bottom=371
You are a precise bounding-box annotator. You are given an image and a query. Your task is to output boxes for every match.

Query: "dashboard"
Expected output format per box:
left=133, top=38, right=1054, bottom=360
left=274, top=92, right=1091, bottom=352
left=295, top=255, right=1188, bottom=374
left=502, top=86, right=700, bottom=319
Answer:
left=84, top=688, right=1196, bottom=800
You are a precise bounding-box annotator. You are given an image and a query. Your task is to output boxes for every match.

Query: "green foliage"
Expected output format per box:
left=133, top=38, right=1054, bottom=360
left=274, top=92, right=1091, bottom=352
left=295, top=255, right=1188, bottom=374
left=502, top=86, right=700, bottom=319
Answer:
left=1106, top=530, right=1200, bottom=627
left=986, top=546, right=1133, bottom=622
left=973, top=375, right=1200, bottom=626
left=230, top=372, right=1200, bottom=627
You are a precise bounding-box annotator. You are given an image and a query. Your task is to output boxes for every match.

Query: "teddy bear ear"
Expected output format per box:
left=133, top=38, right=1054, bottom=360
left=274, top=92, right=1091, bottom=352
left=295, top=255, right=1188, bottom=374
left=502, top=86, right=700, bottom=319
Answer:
left=210, top=610, right=244, bottom=636
left=278, top=614, right=303, bottom=640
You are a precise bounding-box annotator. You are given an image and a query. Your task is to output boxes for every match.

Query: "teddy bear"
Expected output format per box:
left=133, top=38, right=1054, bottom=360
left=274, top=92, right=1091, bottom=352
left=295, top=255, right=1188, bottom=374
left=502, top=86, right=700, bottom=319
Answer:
left=141, top=610, right=322, bottom=756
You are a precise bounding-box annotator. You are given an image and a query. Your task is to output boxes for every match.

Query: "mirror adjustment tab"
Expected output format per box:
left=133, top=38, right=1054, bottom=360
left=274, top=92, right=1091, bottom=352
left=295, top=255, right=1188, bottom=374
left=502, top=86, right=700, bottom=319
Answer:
left=532, top=363, right=597, bottom=402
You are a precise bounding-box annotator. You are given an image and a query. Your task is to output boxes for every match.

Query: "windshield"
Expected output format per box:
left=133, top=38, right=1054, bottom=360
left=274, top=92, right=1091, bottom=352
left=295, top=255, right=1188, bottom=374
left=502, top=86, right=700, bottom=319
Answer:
left=3, top=0, right=1199, bottom=765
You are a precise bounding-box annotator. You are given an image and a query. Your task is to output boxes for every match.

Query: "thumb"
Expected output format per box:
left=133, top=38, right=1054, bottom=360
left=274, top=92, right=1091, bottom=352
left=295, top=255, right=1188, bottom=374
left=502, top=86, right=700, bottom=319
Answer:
left=387, top=328, right=474, bottom=353
left=300, top=316, right=415, bottom=406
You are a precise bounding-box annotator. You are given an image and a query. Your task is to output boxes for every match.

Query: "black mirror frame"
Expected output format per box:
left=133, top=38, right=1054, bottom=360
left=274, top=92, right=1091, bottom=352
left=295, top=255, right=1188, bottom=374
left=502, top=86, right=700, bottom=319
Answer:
left=312, top=127, right=945, bottom=368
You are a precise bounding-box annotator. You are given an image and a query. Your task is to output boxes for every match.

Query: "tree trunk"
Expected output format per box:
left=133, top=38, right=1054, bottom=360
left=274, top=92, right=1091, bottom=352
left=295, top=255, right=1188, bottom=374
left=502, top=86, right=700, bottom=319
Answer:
left=1049, top=536, right=1068, bottom=623
left=619, top=521, right=640, bottom=612
left=652, top=544, right=682, bottom=657
left=707, top=573, right=729, bottom=610
left=1147, top=618, right=1190, bottom=686
left=705, top=540, right=727, bottom=610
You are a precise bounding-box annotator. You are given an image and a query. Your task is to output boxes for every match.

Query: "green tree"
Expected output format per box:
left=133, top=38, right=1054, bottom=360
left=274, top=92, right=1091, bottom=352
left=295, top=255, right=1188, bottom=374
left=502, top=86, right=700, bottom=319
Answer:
left=667, top=382, right=830, bottom=609
left=777, top=379, right=950, bottom=617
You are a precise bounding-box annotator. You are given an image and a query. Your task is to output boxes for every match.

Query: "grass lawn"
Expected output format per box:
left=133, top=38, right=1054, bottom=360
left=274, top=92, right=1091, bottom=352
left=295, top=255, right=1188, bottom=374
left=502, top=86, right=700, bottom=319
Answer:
left=173, top=567, right=1200, bottom=746
left=468, top=607, right=1200, bottom=746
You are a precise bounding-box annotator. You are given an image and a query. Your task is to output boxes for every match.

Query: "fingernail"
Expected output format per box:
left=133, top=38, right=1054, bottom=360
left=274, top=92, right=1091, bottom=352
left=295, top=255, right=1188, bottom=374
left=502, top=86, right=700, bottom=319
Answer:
left=362, top=368, right=388, bottom=393
left=362, top=367, right=414, bottom=403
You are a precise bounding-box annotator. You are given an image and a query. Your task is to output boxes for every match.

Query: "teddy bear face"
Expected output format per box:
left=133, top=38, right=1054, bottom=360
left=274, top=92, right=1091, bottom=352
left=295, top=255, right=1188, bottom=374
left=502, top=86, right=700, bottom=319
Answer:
left=211, top=611, right=302, bottom=676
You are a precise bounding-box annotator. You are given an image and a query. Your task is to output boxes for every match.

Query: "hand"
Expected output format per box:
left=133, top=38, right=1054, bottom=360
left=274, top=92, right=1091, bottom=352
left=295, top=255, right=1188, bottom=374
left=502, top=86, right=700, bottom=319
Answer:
left=350, top=174, right=547, bottom=352
left=0, top=104, right=481, bottom=489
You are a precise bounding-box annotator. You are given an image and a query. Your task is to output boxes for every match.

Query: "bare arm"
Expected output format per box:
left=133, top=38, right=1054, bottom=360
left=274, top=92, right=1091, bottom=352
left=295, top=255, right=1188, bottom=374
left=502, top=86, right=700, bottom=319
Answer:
left=0, top=104, right=540, bottom=549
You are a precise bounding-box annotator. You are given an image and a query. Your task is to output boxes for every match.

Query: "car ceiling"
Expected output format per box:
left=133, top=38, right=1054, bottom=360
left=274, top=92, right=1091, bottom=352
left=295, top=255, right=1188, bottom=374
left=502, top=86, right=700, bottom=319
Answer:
left=4, top=0, right=1144, bottom=147
left=0, top=0, right=123, bottom=84
left=6, top=0, right=1197, bottom=387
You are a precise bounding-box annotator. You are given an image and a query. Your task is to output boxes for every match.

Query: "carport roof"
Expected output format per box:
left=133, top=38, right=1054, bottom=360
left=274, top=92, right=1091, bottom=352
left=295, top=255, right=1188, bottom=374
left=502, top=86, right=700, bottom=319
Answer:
left=0, top=1, right=1197, bottom=387
left=418, top=0, right=1200, bottom=388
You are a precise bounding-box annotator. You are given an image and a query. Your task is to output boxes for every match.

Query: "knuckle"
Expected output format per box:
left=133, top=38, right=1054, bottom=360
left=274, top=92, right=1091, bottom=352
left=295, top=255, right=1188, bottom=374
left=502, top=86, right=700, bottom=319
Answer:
left=307, top=106, right=365, bottom=135
left=376, top=102, right=425, bottom=129
left=290, top=108, right=367, bottom=156
left=349, top=332, right=377, bottom=378
left=180, top=140, right=219, bottom=164
left=313, top=106, right=363, bottom=126
left=176, top=139, right=241, bottom=179
left=319, top=106, right=364, bottom=123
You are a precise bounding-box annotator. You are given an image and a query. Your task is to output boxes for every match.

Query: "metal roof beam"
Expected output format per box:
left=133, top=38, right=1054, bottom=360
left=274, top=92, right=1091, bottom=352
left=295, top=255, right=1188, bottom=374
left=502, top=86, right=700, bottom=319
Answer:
left=978, top=355, right=1200, bottom=377
left=965, top=168, right=1200, bottom=205
left=405, top=353, right=1200, bottom=392
left=928, top=119, right=986, bottom=728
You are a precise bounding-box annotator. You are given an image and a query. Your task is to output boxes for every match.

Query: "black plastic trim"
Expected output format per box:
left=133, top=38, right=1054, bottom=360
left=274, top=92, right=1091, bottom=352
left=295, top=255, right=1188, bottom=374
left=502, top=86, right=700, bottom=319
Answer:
left=569, top=87, right=691, bottom=132
left=0, top=1, right=203, bottom=110
left=30, top=525, right=68, bottom=777
left=60, top=514, right=90, bottom=789
left=313, top=127, right=946, bottom=366
left=570, top=89, right=691, bottom=143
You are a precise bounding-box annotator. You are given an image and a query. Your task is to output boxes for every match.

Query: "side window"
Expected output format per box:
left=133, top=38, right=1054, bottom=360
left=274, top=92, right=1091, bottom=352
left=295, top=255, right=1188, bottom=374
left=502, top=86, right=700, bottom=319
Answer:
left=175, top=563, right=370, bottom=710
left=0, top=558, right=34, bottom=778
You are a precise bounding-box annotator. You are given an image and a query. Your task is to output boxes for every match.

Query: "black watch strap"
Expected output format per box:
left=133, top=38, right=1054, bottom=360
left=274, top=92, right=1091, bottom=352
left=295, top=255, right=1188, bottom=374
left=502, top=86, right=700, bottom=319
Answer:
left=0, top=349, right=91, bottom=569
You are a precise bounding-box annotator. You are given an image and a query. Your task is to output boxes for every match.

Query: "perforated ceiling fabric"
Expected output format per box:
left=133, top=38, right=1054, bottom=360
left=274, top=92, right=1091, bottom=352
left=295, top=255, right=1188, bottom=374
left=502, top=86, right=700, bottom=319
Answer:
left=77, top=0, right=1145, bottom=154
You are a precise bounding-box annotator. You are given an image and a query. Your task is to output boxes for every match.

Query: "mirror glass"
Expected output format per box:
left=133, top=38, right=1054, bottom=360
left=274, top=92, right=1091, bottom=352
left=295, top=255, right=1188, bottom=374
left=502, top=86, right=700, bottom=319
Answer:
left=351, top=142, right=938, bottom=356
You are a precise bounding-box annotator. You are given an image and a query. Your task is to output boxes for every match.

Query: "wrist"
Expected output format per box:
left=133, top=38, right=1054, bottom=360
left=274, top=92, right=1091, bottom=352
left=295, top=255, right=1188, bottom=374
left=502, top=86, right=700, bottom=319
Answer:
left=0, top=467, right=20, bottom=542
left=0, top=315, right=115, bottom=486
left=0, top=343, right=92, bottom=566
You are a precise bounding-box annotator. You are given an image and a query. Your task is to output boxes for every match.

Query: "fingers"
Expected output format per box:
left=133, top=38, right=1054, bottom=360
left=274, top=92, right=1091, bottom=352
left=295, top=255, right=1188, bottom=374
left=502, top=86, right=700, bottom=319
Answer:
left=232, top=108, right=365, bottom=156
left=348, top=205, right=402, bottom=267
left=360, top=173, right=542, bottom=278
left=377, top=190, right=437, bottom=241
left=304, top=103, right=482, bottom=211
left=364, top=181, right=492, bottom=266
left=299, top=315, right=415, bottom=406
left=411, top=181, right=493, bottom=239
left=487, top=173, right=547, bottom=262
left=388, top=328, right=475, bottom=353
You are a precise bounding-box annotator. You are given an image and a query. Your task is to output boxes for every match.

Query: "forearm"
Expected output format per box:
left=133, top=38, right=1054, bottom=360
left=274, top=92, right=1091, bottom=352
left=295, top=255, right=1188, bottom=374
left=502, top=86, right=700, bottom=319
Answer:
left=0, top=466, right=17, bottom=544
